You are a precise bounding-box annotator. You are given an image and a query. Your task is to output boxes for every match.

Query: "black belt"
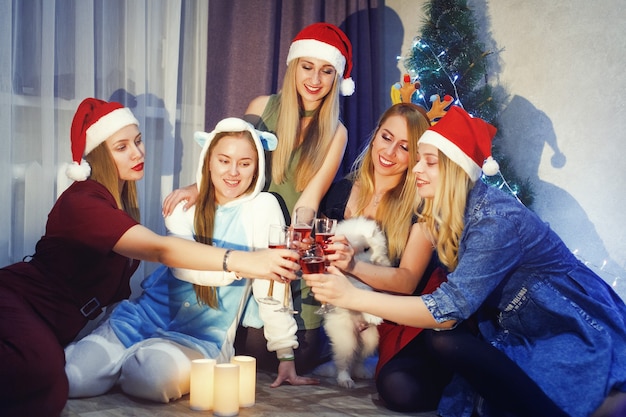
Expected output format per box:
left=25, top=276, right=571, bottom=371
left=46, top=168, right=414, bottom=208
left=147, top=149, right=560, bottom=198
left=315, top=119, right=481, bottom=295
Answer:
left=26, top=257, right=104, bottom=320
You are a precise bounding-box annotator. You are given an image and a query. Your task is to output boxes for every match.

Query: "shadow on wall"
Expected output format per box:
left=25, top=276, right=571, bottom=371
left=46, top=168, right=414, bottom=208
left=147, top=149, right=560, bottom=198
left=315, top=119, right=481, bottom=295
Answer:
left=381, top=5, right=404, bottom=111
left=498, top=95, right=626, bottom=297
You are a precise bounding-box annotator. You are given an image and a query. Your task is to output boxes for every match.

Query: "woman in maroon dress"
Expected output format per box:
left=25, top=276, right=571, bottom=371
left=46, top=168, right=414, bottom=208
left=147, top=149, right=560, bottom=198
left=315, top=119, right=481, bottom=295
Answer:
left=0, top=98, right=299, bottom=417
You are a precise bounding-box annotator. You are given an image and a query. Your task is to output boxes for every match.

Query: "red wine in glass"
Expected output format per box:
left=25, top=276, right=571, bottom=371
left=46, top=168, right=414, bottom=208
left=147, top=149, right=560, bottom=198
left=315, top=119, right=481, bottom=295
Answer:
left=314, top=232, right=333, bottom=247
left=315, top=233, right=334, bottom=266
left=301, top=256, right=325, bottom=273
left=294, top=226, right=312, bottom=243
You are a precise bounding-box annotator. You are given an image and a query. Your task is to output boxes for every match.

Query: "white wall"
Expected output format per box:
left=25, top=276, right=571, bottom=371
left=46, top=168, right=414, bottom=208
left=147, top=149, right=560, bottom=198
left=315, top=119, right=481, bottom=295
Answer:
left=385, top=0, right=626, bottom=297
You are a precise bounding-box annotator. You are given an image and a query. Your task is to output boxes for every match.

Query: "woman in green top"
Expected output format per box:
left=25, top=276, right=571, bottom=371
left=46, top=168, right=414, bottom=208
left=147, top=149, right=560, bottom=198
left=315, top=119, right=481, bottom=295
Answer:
left=162, top=22, right=354, bottom=383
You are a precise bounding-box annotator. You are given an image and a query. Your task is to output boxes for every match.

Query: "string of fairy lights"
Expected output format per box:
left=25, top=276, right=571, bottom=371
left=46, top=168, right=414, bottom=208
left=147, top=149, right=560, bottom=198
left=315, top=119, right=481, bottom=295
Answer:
left=398, top=38, right=523, bottom=204
left=397, top=37, right=624, bottom=292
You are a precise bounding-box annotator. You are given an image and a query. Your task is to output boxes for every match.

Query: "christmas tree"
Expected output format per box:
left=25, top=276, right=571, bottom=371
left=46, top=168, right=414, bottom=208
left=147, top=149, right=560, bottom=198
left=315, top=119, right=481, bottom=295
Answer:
left=402, top=0, right=534, bottom=206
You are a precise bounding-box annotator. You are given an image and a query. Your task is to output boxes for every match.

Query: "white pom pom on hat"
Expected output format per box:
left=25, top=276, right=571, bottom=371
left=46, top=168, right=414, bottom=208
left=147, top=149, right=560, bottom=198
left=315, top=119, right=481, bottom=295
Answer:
left=418, top=106, right=499, bottom=181
left=286, top=22, right=355, bottom=96
left=67, top=98, right=139, bottom=181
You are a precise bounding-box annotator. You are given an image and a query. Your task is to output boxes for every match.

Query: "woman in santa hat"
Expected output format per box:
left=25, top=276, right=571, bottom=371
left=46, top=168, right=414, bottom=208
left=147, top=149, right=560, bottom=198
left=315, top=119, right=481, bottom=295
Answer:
left=306, top=106, right=626, bottom=417
left=0, top=98, right=299, bottom=417
left=163, top=22, right=355, bottom=378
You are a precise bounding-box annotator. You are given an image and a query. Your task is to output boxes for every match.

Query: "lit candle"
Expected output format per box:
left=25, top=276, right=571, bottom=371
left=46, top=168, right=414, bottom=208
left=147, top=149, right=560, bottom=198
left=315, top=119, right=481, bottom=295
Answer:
left=190, top=358, right=215, bottom=411
left=213, top=363, right=239, bottom=416
left=230, top=355, right=256, bottom=407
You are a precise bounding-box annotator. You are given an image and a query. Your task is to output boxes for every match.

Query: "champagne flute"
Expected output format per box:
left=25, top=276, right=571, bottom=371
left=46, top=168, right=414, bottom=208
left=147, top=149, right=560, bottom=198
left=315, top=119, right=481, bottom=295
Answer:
left=314, top=217, right=338, bottom=266
left=258, top=224, right=289, bottom=305
left=313, top=218, right=337, bottom=314
left=275, top=230, right=302, bottom=314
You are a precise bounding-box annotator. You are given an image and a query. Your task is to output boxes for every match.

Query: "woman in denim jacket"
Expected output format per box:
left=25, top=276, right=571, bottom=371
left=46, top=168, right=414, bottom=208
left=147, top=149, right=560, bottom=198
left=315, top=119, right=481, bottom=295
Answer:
left=305, top=106, right=626, bottom=417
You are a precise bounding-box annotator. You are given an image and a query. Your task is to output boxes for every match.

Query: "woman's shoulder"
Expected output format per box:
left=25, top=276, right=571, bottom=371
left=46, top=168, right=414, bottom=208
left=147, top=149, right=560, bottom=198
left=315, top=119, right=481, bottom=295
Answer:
left=250, top=191, right=283, bottom=209
left=59, top=180, right=116, bottom=208
left=334, top=120, right=347, bottom=138
left=246, top=95, right=272, bottom=115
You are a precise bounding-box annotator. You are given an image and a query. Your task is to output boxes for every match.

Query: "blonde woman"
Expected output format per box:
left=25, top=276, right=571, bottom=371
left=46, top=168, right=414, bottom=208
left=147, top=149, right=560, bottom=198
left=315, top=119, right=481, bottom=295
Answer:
left=306, top=106, right=626, bottom=417
left=0, top=99, right=298, bottom=417
left=320, top=103, right=449, bottom=410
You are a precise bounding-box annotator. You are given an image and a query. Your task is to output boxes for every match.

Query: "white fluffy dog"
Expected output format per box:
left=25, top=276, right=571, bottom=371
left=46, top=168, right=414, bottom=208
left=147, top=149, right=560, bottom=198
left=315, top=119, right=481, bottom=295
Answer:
left=320, top=217, right=390, bottom=388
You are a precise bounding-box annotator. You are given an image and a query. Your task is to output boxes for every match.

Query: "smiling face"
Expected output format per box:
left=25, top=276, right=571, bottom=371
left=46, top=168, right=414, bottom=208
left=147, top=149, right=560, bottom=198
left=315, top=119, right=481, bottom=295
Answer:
left=105, top=124, right=145, bottom=182
left=370, top=114, right=411, bottom=184
left=208, top=134, right=258, bottom=205
left=412, top=142, right=440, bottom=199
left=294, top=57, right=337, bottom=110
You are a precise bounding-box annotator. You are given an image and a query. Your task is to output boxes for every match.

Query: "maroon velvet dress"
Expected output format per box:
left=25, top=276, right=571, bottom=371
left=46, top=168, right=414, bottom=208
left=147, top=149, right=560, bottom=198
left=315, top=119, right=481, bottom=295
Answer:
left=0, top=179, right=139, bottom=416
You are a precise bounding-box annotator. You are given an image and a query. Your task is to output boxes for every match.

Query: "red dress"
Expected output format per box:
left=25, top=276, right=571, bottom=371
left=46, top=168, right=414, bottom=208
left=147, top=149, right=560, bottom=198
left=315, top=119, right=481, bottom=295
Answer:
left=376, top=267, right=447, bottom=376
left=0, top=179, right=139, bottom=416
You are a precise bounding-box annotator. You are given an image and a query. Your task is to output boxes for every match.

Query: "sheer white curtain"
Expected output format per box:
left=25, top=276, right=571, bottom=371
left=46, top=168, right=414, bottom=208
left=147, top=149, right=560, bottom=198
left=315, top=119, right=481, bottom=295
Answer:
left=0, top=0, right=207, bottom=294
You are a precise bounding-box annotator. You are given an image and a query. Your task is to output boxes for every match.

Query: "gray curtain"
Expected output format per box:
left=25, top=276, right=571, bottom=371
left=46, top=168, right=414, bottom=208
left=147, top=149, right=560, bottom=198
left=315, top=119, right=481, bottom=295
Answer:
left=205, top=0, right=383, bottom=179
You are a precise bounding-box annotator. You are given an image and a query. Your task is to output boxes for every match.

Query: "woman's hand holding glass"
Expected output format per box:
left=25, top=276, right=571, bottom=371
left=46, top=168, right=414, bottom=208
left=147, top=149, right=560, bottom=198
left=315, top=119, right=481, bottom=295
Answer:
left=323, top=235, right=356, bottom=273
left=303, top=265, right=355, bottom=310
left=234, top=248, right=300, bottom=282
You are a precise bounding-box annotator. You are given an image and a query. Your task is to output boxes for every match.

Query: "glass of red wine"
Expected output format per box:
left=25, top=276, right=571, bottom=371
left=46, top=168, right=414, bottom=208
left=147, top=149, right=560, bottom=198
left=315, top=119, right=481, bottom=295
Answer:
left=300, top=243, right=335, bottom=315
left=292, top=206, right=316, bottom=247
left=259, top=224, right=289, bottom=305
left=275, top=230, right=302, bottom=314
left=300, top=243, right=326, bottom=274
left=314, top=217, right=337, bottom=266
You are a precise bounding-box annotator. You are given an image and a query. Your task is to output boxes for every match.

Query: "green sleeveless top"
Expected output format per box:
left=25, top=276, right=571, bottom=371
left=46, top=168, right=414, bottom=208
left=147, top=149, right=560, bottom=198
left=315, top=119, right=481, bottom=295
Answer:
left=260, top=95, right=302, bottom=215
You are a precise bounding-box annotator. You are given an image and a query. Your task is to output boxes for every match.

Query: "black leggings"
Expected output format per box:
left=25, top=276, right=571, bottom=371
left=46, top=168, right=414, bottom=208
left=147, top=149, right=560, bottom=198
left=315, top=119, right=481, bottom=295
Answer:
left=376, top=324, right=569, bottom=417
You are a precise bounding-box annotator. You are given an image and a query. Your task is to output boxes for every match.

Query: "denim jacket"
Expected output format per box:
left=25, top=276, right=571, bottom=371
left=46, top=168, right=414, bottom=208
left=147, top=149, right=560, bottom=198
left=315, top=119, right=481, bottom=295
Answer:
left=423, top=180, right=626, bottom=417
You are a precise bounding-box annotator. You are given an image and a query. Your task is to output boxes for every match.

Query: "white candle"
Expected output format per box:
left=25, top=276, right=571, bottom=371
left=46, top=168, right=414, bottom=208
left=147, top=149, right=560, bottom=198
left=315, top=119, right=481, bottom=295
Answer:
left=213, top=363, right=239, bottom=416
left=189, top=358, right=216, bottom=411
left=230, top=355, right=256, bottom=407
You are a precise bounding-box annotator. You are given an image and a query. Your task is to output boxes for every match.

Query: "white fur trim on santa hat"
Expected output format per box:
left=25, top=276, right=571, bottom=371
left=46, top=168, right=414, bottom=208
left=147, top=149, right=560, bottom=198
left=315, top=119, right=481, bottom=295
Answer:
left=482, top=156, right=500, bottom=176
left=65, top=159, right=92, bottom=182
left=84, top=107, right=139, bottom=155
left=340, top=77, right=355, bottom=96
left=419, top=129, right=482, bottom=182
left=287, top=39, right=346, bottom=76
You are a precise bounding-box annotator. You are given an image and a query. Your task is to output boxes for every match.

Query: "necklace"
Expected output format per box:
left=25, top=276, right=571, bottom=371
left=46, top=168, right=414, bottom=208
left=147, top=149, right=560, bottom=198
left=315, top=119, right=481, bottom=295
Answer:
left=373, top=192, right=384, bottom=207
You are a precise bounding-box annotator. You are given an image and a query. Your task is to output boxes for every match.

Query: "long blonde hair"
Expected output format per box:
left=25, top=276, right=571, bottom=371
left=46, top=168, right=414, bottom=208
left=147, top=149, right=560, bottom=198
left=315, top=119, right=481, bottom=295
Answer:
left=418, top=151, right=473, bottom=271
left=193, top=131, right=258, bottom=308
left=271, top=59, right=340, bottom=191
left=85, top=143, right=140, bottom=222
left=351, top=103, right=430, bottom=261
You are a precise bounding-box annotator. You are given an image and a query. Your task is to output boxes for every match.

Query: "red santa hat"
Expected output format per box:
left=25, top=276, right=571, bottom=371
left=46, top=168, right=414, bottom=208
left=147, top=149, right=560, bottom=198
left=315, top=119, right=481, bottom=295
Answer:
left=286, top=22, right=355, bottom=96
left=418, top=106, right=499, bottom=182
left=66, top=97, right=139, bottom=181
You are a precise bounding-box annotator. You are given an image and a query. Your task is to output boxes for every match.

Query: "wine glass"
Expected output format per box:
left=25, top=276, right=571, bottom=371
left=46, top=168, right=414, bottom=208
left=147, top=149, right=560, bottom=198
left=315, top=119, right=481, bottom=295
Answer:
left=314, top=217, right=337, bottom=266
left=299, top=243, right=335, bottom=315
left=292, top=206, right=316, bottom=246
left=300, top=243, right=326, bottom=274
left=258, top=224, right=289, bottom=305
left=275, top=230, right=302, bottom=314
